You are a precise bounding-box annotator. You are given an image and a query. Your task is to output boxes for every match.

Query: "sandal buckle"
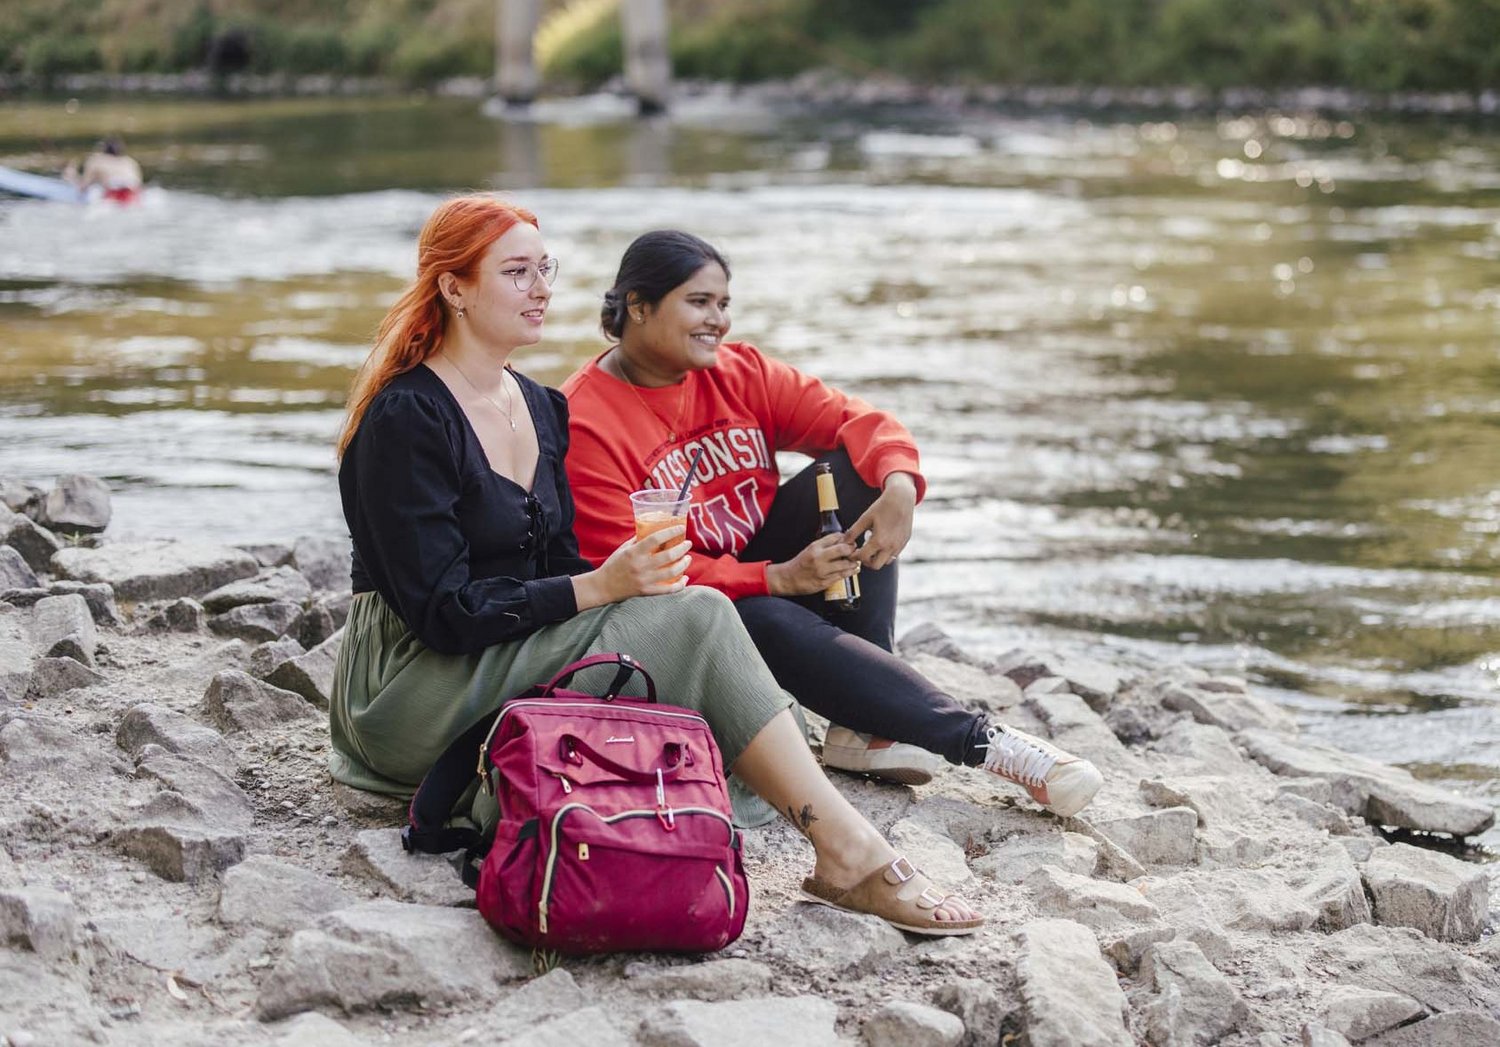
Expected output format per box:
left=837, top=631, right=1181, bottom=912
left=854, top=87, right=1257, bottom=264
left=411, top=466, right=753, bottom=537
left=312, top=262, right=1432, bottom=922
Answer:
left=889, top=856, right=916, bottom=883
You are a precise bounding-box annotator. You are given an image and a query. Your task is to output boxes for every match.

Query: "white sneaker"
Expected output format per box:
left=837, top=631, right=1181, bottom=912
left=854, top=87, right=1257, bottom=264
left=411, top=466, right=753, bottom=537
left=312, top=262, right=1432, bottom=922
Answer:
left=979, top=724, right=1103, bottom=817
left=822, top=725, right=947, bottom=786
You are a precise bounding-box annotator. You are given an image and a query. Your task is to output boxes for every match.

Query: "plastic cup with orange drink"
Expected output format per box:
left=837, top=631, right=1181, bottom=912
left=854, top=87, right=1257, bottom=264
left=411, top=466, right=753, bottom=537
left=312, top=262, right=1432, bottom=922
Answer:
left=630, top=488, right=691, bottom=584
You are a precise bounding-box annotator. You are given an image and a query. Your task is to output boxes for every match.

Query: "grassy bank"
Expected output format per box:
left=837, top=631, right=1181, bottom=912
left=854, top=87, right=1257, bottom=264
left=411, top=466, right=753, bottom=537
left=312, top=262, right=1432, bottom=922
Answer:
left=5, top=0, right=1499, bottom=94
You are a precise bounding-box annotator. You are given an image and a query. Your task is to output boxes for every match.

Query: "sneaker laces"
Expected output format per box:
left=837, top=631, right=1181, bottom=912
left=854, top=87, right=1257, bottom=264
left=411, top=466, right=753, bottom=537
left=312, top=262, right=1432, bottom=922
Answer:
left=978, top=726, right=1058, bottom=787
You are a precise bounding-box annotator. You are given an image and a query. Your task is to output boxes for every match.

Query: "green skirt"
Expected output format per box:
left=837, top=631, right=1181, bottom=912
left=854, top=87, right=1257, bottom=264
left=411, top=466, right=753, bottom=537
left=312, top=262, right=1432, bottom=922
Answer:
left=328, top=586, right=796, bottom=827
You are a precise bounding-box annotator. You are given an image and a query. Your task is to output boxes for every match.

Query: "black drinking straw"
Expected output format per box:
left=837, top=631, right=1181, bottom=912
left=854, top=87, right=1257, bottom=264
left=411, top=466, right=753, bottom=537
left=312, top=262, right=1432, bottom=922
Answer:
left=675, top=445, right=707, bottom=502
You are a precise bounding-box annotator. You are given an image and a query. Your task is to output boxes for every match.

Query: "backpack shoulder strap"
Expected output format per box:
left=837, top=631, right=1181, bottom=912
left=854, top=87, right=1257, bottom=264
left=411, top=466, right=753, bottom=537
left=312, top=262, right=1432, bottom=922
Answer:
left=401, top=709, right=497, bottom=858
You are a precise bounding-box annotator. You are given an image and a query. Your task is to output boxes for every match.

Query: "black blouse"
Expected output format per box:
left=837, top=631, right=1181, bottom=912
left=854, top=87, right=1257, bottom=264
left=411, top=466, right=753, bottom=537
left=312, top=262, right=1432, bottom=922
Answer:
left=340, top=364, right=594, bottom=655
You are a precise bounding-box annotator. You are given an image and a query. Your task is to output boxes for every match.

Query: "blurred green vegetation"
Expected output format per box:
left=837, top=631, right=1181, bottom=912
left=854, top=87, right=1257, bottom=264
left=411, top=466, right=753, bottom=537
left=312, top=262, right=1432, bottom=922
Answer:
left=4, top=0, right=1500, bottom=91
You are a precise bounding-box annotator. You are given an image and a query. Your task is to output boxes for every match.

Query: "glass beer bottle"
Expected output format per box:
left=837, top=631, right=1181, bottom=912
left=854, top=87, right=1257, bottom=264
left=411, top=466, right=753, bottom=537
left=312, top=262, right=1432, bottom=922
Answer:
left=815, top=462, right=860, bottom=613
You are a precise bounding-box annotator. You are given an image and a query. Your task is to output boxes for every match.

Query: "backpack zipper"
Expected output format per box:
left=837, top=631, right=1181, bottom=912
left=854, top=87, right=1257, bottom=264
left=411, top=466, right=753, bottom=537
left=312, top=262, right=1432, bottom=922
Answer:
left=537, top=802, right=734, bottom=935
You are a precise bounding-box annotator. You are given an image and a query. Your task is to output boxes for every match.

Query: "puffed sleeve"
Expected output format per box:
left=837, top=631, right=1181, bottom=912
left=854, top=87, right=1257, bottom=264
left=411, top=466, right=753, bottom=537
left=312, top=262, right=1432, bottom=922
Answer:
left=349, top=389, right=578, bottom=654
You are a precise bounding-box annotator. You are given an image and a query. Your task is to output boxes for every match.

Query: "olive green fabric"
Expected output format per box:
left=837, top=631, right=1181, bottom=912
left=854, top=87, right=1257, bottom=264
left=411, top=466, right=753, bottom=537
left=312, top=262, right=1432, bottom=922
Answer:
left=328, top=586, right=795, bottom=827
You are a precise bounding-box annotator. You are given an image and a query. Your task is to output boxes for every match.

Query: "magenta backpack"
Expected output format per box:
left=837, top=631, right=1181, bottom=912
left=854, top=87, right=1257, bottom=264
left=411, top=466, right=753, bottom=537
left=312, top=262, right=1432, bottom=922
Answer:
left=402, top=653, right=749, bottom=954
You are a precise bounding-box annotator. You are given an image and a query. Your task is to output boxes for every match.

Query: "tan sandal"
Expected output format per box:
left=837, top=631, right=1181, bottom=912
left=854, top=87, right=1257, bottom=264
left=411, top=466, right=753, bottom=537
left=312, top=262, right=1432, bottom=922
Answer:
left=799, top=855, right=984, bottom=937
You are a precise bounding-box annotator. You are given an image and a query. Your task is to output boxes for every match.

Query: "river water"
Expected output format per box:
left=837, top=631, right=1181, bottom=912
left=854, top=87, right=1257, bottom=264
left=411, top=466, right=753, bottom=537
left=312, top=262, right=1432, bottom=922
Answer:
left=1, top=94, right=1496, bottom=850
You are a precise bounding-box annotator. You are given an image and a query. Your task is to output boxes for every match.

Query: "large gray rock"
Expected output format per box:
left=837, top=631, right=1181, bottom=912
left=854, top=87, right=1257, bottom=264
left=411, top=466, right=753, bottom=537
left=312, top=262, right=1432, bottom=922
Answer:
left=998, top=649, right=1132, bottom=707
left=1293, top=841, right=1372, bottom=932
left=863, top=1000, right=965, bottom=1047
left=266, top=1012, right=373, bottom=1047
left=1, top=710, right=128, bottom=777
left=899, top=622, right=989, bottom=667
left=0, top=481, right=42, bottom=513
left=1013, top=918, right=1131, bottom=1047
left=0, top=509, right=63, bottom=572
left=0, top=887, right=79, bottom=960
left=481, top=967, right=587, bottom=1036
left=1236, top=729, right=1495, bottom=838
left=1143, top=868, right=1319, bottom=933
left=1025, top=864, right=1159, bottom=932
left=972, top=831, right=1099, bottom=883
left=1362, top=1010, right=1500, bottom=1046
left=930, top=977, right=1007, bottom=1047
left=28, top=593, right=96, bottom=666
left=208, top=599, right=303, bottom=643
left=51, top=540, right=259, bottom=602
left=623, top=957, right=771, bottom=1001
left=201, top=565, right=313, bottom=613
left=265, top=630, right=341, bottom=707
left=39, top=474, right=111, bottom=534
left=0, top=547, right=38, bottom=591
left=641, top=997, right=842, bottom=1047
left=249, top=635, right=304, bottom=679
left=134, top=744, right=253, bottom=830
left=888, top=817, right=973, bottom=886
left=218, top=856, right=358, bottom=932
left=1362, top=843, right=1489, bottom=942
left=503, top=1006, right=633, bottom=1047
left=1139, top=939, right=1250, bottom=1046
left=199, top=670, right=316, bottom=734
left=25, top=656, right=105, bottom=699
left=47, top=580, right=122, bottom=626
left=1317, top=986, right=1424, bottom=1042
left=1314, top=923, right=1500, bottom=1015
left=148, top=597, right=207, bottom=632
left=1159, top=679, right=1297, bottom=733
left=769, top=898, right=907, bottom=974
left=1094, top=807, right=1197, bottom=866
left=117, top=702, right=236, bottom=767
left=0, top=605, right=33, bottom=702
left=256, top=901, right=530, bottom=1019
left=292, top=535, right=351, bottom=592
left=343, top=828, right=472, bottom=907
left=112, top=823, right=247, bottom=883
left=905, top=650, right=1023, bottom=710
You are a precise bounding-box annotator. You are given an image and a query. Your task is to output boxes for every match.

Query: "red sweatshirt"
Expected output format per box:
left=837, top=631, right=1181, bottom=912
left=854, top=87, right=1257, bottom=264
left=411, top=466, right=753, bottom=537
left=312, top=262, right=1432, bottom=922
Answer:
left=560, top=341, right=925, bottom=600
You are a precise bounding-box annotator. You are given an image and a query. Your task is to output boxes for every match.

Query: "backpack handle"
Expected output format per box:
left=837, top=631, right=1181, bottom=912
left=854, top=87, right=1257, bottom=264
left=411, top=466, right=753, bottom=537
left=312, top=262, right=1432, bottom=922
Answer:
left=541, top=652, right=656, bottom=703
left=560, top=733, right=686, bottom=784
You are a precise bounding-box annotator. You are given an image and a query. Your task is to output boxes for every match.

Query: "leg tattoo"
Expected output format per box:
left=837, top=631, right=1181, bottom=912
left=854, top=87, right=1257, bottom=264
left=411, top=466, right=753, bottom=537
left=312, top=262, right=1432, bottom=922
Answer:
left=786, top=803, right=820, bottom=836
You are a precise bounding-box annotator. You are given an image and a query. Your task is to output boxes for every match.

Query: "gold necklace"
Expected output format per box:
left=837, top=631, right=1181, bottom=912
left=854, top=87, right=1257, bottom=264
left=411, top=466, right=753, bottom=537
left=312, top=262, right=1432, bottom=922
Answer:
left=442, top=351, right=517, bottom=431
left=613, top=349, right=687, bottom=440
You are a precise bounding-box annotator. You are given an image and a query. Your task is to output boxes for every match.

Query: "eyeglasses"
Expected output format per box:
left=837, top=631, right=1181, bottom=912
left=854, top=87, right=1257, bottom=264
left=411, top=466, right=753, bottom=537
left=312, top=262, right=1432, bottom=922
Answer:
left=501, top=258, right=560, bottom=292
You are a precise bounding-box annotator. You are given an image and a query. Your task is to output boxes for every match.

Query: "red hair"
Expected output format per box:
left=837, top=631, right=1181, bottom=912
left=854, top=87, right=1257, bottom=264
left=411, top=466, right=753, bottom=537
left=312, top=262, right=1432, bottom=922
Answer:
left=336, top=195, right=539, bottom=458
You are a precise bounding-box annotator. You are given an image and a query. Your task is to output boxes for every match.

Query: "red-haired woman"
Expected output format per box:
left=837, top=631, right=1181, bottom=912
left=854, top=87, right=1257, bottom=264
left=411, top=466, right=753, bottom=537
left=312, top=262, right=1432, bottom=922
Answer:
left=330, top=195, right=982, bottom=936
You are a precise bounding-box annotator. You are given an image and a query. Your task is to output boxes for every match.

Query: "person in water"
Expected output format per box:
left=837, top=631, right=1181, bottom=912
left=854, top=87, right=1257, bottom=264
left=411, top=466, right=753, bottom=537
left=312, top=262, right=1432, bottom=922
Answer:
left=329, top=194, right=984, bottom=936
left=560, top=230, right=1104, bottom=818
left=63, top=137, right=143, bottom=203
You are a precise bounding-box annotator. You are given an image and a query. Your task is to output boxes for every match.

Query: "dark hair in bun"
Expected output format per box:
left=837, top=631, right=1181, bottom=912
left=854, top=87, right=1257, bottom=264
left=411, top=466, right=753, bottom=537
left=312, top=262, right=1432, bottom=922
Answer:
left=600, top=230, right=730, bottom=339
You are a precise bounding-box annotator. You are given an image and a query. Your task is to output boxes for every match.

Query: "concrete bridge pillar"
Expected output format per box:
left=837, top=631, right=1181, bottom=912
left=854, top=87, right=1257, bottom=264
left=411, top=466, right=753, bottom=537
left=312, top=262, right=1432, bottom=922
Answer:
left=494, top=0, right=671, bottom=112
left=621, top=0, right=671, bottom=114
left=495, top=0, right=543, bottom=105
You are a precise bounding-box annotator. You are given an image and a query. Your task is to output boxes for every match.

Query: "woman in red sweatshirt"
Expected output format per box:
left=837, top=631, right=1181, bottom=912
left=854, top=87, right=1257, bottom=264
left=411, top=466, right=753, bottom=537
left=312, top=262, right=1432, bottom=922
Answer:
left=561, top=231, right=1103, bottom=818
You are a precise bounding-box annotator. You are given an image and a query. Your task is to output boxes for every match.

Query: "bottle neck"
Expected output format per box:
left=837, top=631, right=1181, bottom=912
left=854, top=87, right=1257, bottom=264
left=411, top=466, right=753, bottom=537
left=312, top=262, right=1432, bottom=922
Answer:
left=815, top=471, right=839, bottom=513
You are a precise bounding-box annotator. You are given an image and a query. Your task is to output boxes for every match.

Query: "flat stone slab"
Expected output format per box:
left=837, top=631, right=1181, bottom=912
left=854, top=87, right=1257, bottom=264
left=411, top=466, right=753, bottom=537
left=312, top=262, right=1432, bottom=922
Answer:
left=218, top=856, right=358, bottom=933
left=623, top=958, right=772, bottom=1001
left=112, top=823, right=247, bottom=883
left=201, top=565, right=313, bottom=613
left=117, top=703, right=237, bottom=768
left=1013, top=918, right=1131, bottom=1047
left=641, top=997, right=842, bottom=1047
left=1236, top=728, right=1495, bottom=838
left=1362, top=842, right=1489, bottom=942
left=256, top=901, right=530, bottom=1019
left=200, top=669, right=316, bottom=734
left=343, top=828, right=473, bottom=907
left=52, top=540, right=260, bottom=603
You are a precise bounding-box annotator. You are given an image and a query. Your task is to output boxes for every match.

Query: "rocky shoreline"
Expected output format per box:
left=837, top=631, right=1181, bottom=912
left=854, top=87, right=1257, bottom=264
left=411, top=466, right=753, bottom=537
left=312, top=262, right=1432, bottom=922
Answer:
left=2, top=474, right=1497, bottom=1047
left=5, top=70, right=1500, bottom=120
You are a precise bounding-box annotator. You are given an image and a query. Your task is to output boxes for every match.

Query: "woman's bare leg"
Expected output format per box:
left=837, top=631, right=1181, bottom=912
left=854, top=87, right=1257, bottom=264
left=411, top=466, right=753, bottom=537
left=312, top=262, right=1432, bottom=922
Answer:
left=731, top=709, right=977, bottom=923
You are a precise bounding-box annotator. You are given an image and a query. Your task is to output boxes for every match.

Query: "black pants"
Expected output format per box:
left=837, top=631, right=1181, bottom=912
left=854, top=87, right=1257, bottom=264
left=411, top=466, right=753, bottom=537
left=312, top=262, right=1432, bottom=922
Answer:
left=735, top=449, right=989, bottom=766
